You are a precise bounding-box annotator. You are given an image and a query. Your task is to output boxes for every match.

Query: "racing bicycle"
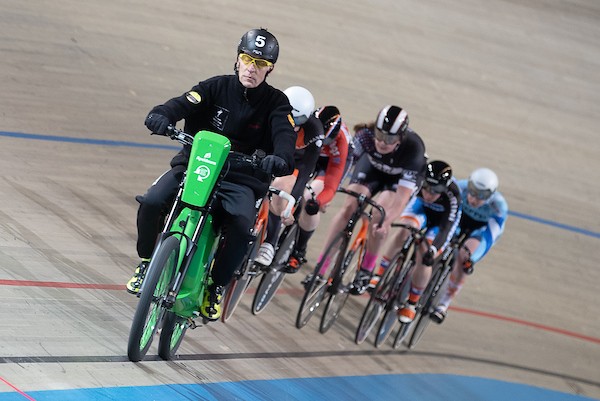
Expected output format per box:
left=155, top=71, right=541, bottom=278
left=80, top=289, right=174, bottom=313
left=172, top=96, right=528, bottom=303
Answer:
left=296, top=187, right=385, bottom=332
left=220, top=187, right=294, bottom=322
left=354, top=224, right=426, bottom=346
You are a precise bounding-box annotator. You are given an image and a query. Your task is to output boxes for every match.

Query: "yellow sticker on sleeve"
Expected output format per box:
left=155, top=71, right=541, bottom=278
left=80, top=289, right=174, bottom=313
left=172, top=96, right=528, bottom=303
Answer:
left=186, top=91, right=202, bottom=104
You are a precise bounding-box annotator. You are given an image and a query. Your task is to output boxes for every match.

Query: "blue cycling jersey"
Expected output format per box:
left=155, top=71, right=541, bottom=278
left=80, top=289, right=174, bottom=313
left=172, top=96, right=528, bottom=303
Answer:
left=457, top=179, right=508, bottom=263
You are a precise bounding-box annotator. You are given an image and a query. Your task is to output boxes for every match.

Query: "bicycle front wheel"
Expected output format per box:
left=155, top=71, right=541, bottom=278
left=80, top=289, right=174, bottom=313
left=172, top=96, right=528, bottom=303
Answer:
left=158, top=311, right=188, bottom=360
left=407, top=266, right=444, bottom=349
left=296, top=233, right=346, bottom=329
left=319, top=238, right=364, bottom=334
left=354, top=257, right=396, bottom=344
left=253, top=224, right=298, bottom=315
left=375, top=304, right=399, bottom=348
left=127, top=235, right=179, bottom=362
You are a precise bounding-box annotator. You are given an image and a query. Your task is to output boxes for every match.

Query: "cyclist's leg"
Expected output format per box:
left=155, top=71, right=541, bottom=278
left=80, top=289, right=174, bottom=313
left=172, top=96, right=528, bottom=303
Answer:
left=128, top=165, right=184, bottom=293
left=135, top=165, right=185, bottom=259
left=399, top=228, right=436, bottom=323
left=288, top=178, right=325, bottom=270
left=256, top=173, right=297, bottom=266
left=201, top=182, right=256, bottom=320
left=433, top=236, right=482, bottom=322
left=372, top=196, right=422, bottom=288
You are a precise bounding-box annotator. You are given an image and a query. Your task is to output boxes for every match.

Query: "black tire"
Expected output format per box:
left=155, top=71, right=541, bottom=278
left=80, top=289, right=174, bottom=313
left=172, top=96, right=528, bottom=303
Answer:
left=354, top=252, right=399, bottom=345
left=158, top=311, right=188, bottom=360
left=393, top=322, right=410, bottom=348
left=375, top=305, right=399, bottom=348
left=375, top=252, right=416, bottom=348
left=221, top=229, right=264, bottom=322
left=319, top=239, right=364, bottom=334
left=252, top=224, right=298, bottom=315
left=296, top=233, right=346, bottom=329
left=127, top=236, right=180, bottom=362
left=408, top=265, right=445, bottom=349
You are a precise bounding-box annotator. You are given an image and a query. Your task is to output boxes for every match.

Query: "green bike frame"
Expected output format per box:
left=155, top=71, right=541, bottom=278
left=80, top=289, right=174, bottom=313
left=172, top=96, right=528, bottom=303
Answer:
left=160, top=130, right=231, bottom=317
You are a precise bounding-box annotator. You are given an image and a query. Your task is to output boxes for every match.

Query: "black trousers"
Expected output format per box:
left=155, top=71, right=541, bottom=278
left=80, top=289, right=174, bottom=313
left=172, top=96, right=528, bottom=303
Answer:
left=136, top=166, right=257, bottom=287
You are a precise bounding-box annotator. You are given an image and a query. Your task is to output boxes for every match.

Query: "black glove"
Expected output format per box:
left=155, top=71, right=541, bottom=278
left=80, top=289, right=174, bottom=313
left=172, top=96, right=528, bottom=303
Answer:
left=145, top=113, right=170, bottom=136
left=463, top=259, right=474, bottom=275
left=260, top=155, right=287, bottom=176
left=304, top=199, right=320, bottom=215
left=422, top=248, right=436, bottom=266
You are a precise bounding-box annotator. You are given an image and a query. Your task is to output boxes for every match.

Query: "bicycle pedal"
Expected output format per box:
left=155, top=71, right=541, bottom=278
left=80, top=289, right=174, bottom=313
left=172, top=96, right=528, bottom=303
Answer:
left=187, top=317, right=200, bottom=330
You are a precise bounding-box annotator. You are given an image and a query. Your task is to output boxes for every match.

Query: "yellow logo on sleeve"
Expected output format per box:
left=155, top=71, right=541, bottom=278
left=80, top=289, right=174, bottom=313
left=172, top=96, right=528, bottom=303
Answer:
left=287, top=114, right=295, bottom=127
left=186, top=91, right=202, bottom=104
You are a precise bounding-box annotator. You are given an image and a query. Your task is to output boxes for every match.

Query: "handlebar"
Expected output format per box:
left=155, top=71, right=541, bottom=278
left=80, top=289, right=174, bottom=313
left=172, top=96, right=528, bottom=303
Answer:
left=268, top=187, right=295, bottom=219
left=160, top=125, right=194, bottom=146
left=337, top=187, right=386, bottom=228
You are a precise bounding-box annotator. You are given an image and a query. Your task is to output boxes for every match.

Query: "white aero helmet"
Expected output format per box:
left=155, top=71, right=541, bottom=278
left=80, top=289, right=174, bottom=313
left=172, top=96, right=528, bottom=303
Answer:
left=467, top=167, right=498, bottom=200
left=284, top=86, right=315, bottom=126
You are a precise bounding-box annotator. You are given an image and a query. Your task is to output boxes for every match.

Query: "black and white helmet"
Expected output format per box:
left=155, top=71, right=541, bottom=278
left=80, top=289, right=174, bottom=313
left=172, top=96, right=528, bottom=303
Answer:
left=375, top=105, right=409, bottom=143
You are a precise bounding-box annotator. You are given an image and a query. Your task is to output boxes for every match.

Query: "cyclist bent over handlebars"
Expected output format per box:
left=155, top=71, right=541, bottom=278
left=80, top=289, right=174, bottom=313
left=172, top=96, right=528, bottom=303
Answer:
left=126, top=28, right=296, bottom=322
left=314, top=105, right=427, bottom=295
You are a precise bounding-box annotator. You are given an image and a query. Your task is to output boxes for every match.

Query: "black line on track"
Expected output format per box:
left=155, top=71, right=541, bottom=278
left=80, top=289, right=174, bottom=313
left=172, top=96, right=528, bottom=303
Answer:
left=2, top=349, right=598, bottom=389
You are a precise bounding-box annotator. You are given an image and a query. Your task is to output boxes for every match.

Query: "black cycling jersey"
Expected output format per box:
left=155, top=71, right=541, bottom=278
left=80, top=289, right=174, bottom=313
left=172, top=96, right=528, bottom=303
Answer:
left=350, top=127, right=427, bottom=193
left=420, top=179, right=462, bottom=251
left=149, top=74, right=296, bottom=197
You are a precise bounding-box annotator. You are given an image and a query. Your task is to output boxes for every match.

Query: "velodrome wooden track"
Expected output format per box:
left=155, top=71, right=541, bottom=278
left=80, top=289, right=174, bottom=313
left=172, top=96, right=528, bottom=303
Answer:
left=0, top=0, right=599, bottom=399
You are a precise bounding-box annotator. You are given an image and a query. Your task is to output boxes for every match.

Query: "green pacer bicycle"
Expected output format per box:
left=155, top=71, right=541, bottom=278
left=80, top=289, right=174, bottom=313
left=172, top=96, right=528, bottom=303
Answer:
left=127, top=126, right=260, bottom=362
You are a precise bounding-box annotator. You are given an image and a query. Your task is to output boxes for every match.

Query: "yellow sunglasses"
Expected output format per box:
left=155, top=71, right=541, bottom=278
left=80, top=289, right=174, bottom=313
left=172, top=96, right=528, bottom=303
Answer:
left=239, top=53, right=273, bottom=69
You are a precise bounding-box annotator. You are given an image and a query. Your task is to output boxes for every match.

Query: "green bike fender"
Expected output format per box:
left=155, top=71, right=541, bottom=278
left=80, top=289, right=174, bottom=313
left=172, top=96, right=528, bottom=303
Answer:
left=182, top=130, right=231, bottom=207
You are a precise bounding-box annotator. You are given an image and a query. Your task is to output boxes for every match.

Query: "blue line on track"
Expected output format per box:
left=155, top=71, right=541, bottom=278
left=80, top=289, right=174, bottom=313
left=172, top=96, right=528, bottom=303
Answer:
left=2, top=129, right=599, bottom=240
left=507, top=210, right=599, bottom=239
left=0, top=374, right=596, bottom=401
left=0, top=130, right=179, bottom=150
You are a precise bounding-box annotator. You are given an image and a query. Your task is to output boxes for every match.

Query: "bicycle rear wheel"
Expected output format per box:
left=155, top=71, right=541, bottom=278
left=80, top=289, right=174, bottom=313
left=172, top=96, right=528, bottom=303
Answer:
left=157, top=311, right=188, bottom=360
left=354, top=254, right=398, bottom=345
left=375, top=253, right=413, bottom=348
left=253, top=224, right=298, bottom=315
left=296, top=233, right=346, bottom=329
left=319, top=238, right=364, bottom=334
left=127, top=235, right=179, bottom=362
left=221, top=229, right=264, bottom=322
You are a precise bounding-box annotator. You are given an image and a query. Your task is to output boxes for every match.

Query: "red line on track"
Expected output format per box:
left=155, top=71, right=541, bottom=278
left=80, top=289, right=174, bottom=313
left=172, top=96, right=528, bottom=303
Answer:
left=449, top=306, right=600, bottom=344
left=0, top=279, right=123, bottom=291
left=0, top=376, right=37, bottom=401
left=2, top=278, right=599, bottom=345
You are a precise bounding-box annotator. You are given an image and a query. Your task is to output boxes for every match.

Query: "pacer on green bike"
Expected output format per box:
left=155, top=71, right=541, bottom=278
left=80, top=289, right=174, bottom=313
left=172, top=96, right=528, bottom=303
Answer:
left=126, top=28, right=296, bottom=321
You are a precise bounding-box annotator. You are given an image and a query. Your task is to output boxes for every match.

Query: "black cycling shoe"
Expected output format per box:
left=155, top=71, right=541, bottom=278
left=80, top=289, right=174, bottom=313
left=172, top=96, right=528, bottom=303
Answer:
left=199, top=283, right=224, bottom=321
left=349, top=269, right=371, bottom=295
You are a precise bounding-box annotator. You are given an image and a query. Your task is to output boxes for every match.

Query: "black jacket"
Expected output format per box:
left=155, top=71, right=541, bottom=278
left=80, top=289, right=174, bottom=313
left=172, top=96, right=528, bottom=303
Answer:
left=149, top=74, right=296, bottom=197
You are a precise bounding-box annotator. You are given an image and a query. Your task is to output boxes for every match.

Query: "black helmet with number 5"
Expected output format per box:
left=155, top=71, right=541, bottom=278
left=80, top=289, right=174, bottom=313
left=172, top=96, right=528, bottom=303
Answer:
left=238, top=28, right=279, bottom=63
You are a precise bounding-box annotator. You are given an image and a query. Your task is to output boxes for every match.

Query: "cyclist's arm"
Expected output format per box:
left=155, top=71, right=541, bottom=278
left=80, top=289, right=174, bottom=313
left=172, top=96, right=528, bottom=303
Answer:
left=269, top=102, right=296, bottom=176
left=431, top=189, right=462, bottom=253
left=317, top=135, right=349, bottom=206
left=470, top=194, right=508, bottom=263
